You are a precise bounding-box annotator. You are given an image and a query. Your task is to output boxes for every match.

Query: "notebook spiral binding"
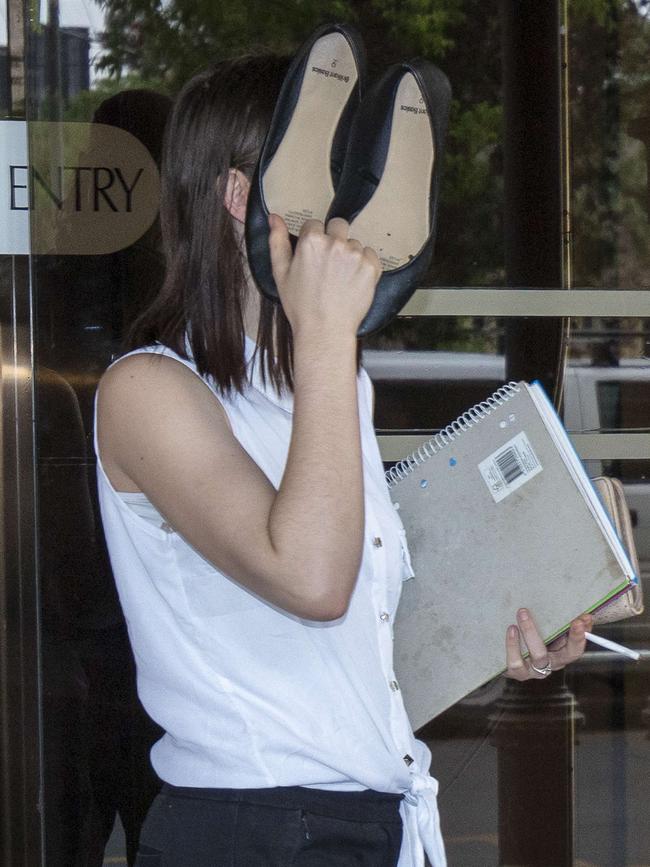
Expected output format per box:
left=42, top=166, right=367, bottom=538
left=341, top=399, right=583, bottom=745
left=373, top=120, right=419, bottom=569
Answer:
left=385, top=382, right=522, bottom=487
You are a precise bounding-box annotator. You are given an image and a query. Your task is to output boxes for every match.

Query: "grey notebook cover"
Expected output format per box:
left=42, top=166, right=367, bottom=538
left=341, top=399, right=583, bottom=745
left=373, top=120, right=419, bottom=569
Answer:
left=391, top=382, right=635, bottom=730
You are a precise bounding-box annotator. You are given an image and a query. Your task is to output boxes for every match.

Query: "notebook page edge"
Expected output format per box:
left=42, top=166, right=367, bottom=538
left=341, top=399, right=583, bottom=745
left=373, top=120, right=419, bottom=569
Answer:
left=527, top=380, right=637, bottom=584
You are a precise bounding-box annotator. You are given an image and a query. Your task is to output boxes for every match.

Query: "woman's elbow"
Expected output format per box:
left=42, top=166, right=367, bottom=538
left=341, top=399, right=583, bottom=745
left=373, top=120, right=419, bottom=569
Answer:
left=296, top=565, right=358, bottom=622
left=298, top=595, right=350, bottom=622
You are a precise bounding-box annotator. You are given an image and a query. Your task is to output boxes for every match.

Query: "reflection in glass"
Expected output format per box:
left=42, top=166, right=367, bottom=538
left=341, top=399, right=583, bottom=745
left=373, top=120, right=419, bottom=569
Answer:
left=570, top=0, right=650, bottom=290
left=30, top=67, right=172, bottom=863
left=20, top=1, right=650, bottom=866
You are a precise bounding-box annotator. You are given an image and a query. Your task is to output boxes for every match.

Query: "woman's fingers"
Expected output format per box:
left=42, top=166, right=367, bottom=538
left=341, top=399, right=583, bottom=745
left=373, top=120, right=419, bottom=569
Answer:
left=298, top=218, right=325, bottom=239
left=505, top=617, right=548, bottom=680
left=326, top=217, right=350, bottom=241
left=516, top=608, right=551, bottom=673
left=505, top=624, right=528, bottom=679
left=563, top=614, right=590, bottom=659
left=549, top=613, right=592, bottom=663
left=268, top=213, right=380, bottom=334
left=505, top=610, right=593, bottom=680
left=268, top=213, right=293, bottom=287
left=363, top=246, right=382, bottom=273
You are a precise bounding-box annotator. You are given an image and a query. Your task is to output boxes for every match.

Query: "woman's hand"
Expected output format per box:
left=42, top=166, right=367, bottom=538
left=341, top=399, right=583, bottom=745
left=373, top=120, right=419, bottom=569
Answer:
left=268, top=214, right=381, bottom=337
left=505, top=608, right=593, bottom=680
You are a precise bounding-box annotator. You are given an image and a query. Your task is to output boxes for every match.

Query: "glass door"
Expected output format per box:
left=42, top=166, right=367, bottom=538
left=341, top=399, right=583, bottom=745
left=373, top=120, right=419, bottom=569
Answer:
left=1, top=0, right=648, bottom=864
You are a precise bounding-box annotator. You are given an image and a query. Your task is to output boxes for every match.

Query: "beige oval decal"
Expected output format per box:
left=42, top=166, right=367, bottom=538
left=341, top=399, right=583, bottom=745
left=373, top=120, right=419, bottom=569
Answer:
left=24, top=121, right=160, bottom=255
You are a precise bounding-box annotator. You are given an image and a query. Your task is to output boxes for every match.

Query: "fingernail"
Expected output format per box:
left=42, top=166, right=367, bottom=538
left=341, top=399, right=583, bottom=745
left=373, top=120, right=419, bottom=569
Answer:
left=508, top=625, right=518, bottom=638
left=518, top=608, right=529, bottom=620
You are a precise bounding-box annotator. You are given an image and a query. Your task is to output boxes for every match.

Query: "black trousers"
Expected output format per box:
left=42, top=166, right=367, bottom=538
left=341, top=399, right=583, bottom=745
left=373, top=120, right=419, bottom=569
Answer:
left=135, top=783, right=404, bottom=866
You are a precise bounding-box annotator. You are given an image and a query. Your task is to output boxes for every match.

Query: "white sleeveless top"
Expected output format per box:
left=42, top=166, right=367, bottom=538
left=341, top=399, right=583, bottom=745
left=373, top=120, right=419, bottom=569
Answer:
left=95, top=339, right=446, bottom=867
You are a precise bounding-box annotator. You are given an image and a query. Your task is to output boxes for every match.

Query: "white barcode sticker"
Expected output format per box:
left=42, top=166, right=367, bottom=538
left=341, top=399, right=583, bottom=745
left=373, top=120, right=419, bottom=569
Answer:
left=478, top=432, right=542, bottom=503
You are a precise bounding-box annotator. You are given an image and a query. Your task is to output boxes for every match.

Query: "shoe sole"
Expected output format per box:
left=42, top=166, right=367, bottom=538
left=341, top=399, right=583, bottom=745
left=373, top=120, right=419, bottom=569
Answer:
left=262, top=32, right=359, bottom=236
left=348, top=73, right=434, bottom=270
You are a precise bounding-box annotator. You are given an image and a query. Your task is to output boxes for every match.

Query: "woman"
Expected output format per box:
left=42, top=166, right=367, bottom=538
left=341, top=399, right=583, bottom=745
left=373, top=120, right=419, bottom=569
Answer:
left=95, top=54, right=592, bottom=867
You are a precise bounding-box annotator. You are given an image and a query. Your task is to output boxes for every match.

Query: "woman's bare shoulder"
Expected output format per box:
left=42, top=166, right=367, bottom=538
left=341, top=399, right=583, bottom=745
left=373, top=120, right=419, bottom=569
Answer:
left=97, top=351, right=232, bottom=455
left=99, top=350, right=190, bottom=391
left=99, top=351, right=224, bottom=413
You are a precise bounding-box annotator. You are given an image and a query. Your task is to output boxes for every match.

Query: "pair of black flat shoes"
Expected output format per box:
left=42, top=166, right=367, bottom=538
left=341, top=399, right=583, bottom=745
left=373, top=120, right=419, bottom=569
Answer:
left=245, top=22, right=451, bottom=337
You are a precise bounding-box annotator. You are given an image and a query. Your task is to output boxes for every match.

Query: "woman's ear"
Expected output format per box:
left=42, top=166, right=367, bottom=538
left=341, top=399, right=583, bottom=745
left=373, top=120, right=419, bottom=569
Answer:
left=224, top=168, right=251, bottom=224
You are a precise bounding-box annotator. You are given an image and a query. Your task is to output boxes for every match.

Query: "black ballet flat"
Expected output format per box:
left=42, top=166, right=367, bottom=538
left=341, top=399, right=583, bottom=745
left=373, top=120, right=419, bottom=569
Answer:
left=325, top=58, right=451, bottom=336
left=245, top=22, right=366, bottom=302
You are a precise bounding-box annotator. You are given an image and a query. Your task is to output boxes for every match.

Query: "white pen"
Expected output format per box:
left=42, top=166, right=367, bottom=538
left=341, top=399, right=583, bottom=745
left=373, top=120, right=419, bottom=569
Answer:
left=584, top=631, right=640, bottom=661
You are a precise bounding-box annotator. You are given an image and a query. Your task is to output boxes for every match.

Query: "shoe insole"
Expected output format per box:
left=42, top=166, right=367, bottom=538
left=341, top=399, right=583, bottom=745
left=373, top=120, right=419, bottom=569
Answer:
left=263, top=33, right=358, bottom=236
left=349, top=73, right=434, bottom=271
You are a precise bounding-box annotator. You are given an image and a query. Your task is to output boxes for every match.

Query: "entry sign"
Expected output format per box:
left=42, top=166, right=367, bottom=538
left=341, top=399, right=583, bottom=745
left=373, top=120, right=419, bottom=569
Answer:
left=1, top=120, right=161, bottom=255
left=1, top=121, right=29, bottom=253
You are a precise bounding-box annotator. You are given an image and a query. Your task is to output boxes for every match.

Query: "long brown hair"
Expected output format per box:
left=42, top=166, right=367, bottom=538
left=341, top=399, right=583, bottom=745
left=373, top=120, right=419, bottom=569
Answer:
left=127, top=54, right=294, bottom=394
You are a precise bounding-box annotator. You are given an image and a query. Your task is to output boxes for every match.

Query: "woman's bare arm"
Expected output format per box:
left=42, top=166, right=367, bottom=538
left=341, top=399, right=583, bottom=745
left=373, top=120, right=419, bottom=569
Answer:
left=97, top=216, right=380, bottom=621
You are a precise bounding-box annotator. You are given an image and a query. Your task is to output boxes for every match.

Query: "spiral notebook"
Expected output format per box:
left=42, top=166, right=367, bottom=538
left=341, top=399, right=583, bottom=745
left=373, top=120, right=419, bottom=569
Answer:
left=390, top=380, right=637, bottom=730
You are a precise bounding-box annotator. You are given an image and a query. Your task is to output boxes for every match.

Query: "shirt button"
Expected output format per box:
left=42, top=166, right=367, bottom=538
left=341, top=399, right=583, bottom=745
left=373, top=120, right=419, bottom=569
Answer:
left=380, top=612, right=390, bottom=623
left=389, top=680, right=400, bottom=692
left=372, top=537, right=383, bottom=548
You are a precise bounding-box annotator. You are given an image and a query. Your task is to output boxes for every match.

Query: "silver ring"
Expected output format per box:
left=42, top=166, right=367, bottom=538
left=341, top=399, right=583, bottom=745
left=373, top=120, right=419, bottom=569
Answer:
left=530, top=658, right=553, bottom=677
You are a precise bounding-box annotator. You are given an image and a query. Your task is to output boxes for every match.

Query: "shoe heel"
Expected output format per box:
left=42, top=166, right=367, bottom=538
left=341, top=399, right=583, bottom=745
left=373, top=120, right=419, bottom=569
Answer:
left=263, top=33, right=359, bottom=236
left=348, top=72, right=434, bottom=271
left=245, top=23, right=366, bottom=302
left=325, top=59, right=451, bottom=335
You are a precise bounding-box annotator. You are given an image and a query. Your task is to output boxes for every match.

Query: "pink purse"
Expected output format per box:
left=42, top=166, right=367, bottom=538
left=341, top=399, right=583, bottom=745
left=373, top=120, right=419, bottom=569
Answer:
left=591, top=476, right=644, bottom=624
